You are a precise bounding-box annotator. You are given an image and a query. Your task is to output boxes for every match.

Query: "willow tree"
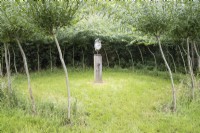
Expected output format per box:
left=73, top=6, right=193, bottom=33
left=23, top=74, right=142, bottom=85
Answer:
left=0, top=1, right=36, bottom=114
left=29, top=0, right=80, bottom=120
left=171, top=2, right=200, bottom=100
left=133, top=2, right=177, bottom=111
left=0, top=31, right=12, bottom=94
left=0, top=9, right=11, bottom=93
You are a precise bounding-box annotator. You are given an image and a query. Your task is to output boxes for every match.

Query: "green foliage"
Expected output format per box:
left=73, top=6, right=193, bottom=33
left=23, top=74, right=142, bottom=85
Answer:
left=0, top=1, right=36, bottom=42
left=30, top=0, right=80, bottom=35
left=170, top=2, right=200, bottom=40
left=133, top=2, right=173, bottom=37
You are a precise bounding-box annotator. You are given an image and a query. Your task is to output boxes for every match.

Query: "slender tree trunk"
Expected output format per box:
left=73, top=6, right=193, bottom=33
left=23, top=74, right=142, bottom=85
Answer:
left=4, top=43, right=12, bottom=93
left=127, top=48, right=134, bottom=69
left=8, top=45, right=11, bottom=70
left=1, top=48, right=4, bottom=75
left=82, top=49, right=85, bottom=70
left=191, top=43, right=195, bottom=68
left=73, top=46, right=75, bottom=68
left=37, top=45, right=40, bottom=72
left=157, top=37, right=176, bottom=112
left=115, top=50, right=120, bottom=67
left=16, top=39, right=36, bottom=114
left=187, top=37, right=195, bottom=100
left=63, top=46, right=66, bottom=61
left=12, top=47, right=18, bottom=74
left=53, top=34, right=71, bottom=120
left=178, top=45, right=187, bottom=73
left=0, top=47, right=2, bottom=77
left=138, top=46, right=144, bottom=64
left=181, top=44, right=187, bottom=55
left=0, top=62, right=2, bottom=77
left=50, top=46, right=53, bottom=72
left=167, top=50, right=177, bottom=73
left=147, top=46, right=157, bottom=70
left=193, top=41, right=200, bottom=72
left=103, top=48, right=109, bottom=68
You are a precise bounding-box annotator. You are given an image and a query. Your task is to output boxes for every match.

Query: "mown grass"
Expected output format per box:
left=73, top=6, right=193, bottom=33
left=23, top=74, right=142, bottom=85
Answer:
left=0, top=68, right=200, bottom=133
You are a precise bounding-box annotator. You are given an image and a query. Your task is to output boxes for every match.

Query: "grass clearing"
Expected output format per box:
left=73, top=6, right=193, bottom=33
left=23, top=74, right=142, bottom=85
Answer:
left=0, top=69, right=200, bottom=132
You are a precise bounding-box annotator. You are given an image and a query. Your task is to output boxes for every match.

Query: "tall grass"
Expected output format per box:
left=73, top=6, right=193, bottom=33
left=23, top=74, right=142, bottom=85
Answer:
left=0, top=68, right=200, bottom=132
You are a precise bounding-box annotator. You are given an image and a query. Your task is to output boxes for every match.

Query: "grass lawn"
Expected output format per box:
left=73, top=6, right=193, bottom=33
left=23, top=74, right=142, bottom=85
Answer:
left=0, top=69, right=200, bottom=133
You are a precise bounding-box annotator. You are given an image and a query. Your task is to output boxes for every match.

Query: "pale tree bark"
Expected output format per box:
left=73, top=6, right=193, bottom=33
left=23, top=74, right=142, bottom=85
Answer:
left=53, top=34, right=71, bottom=120
left=187, top=37, right=195, bottom=100
left=178, top=45, right=187, bottom=73
left=8, top=45, right=11, bottom=70
left=193, top=41, right=200, bottom=73
left=63, top=46, right=66, bottom=60
left=103, top=48, right=109, bottom=68
left=12, top=47, right=18, bottom=74
left=157, top=37, right=176, bottom=112
left=167, top=49, right=177, bottom=73
left=50, top=46, right=53, bottom=72
left=191, top=43, right=195, bottom=68
left=1, top=48, right=4, bottom=75
left=16, top=39, right=36, bottom=114
left=82, top=49, right=85, bottom=70
left=181, top=44, right=187, bottom=55
left=115, top=50, right=120, bottom=67
left=127, top=48, right=134, bottom=69
left=37, top=44, right=40, bottom=72
left=0, top=48, right=2, bottom=76
left=72, top=46, right=75, bottom=68
left=147, top=46, right=157, bottom=70
left=0, top=62, right=2, bottom=77
left=138, top=46, right=144, bottom=64
left=4, top=43, right=12, bottom=94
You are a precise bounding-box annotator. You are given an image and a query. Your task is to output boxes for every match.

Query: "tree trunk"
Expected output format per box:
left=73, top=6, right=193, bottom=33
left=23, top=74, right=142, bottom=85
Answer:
left=181, top=44, right=187, bottom=55
left=82, top=49, right=85, bottom=70
left=12, top=47, right=18, bottom=74
left=50, top=46, right=53, bottom=72
left=0, top=48, right=2, bottom=76
left=193, top=41, right=200, bottom=73
left=157, top=37, right=176, bottom=112
left=63, top=46, right=66, bottom=61
left=37, top=44, right=40, bottom=72
left=16, top=39, right=36, bottom=114
left=186, top=37, right=195, bottom=100
left=0, top=62, right=2, bottom=77
left=178, top=45, right=187, bottom=73
left=53, top=34, right=71, bottom=121
left=127, top=48, right=134, bottom=69
left=4, top=43, right=12, bottom=93
left=8, top=45, right=11, bottom=70
left=191, top=43, right=195, bottom=69
left=147, top=46, right=157, bottom=70
left=1, top=48, right=4, bottom=75
left=167, top=50, right=177, bottom=73
left=73, top=46, right=75, bottom=68
left=103, top=48, right=109, bottom=68
left=138, top=46, right=144, bottom=64
left=115, top=50, right=120, bottom=67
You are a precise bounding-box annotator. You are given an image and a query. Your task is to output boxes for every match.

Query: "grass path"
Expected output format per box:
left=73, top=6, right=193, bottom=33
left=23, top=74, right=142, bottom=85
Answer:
left=1, top=69, right=199, bottom=132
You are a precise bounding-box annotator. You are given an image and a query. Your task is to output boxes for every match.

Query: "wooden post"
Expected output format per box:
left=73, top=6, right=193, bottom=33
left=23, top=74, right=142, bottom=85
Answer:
left=94, top=54, right=102, bottom=83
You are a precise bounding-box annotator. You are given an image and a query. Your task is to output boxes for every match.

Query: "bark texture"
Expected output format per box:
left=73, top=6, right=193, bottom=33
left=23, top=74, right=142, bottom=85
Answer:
left=104, top=48, right=110, bottom=68
left=147, top=46, right=157, bottom=70
left=4, top=43, right=12, bottom=93
left=157, top=37, right=176, bottom=112
left=16, top=39, right=36, bottom=114
left=187, top=37, right=195, bottom=100
left=53, top=34, right=71, bottom=120
left=12, top=47, right=18, bottom=74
